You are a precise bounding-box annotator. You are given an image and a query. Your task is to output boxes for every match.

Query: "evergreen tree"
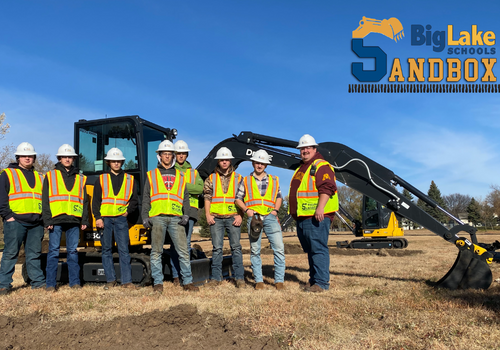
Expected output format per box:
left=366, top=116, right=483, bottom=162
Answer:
left=401, top=189, right=415, bottom=229
left=402, top=188, right=414, bottom=201
left=419, top=181, right=448, bottom=223
left=466, top=197, right=481, bottom=226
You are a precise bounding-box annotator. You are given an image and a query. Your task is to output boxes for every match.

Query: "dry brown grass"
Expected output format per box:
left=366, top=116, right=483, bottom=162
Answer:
left=1, top=230, right=500, bottom=349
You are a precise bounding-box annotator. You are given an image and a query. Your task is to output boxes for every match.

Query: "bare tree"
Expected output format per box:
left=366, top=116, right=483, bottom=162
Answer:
left=34, top=153, right=55, bottom=174
left=485, top=185, right=500, bottom=217
left=0, top=145, right=15, bottom=170
left=0, top=113, right=10, bottom=140
left=443, top=193, right=472, bottom=217
left=337, top=185, right=362, bottom=222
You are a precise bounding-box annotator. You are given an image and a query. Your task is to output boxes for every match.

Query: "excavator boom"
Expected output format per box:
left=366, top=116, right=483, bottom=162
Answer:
left=197, top=131, right=497, bottom=290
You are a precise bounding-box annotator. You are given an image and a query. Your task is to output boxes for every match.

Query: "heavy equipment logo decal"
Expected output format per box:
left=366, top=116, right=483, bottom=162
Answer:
left=349, top=15, right=499, bottom=93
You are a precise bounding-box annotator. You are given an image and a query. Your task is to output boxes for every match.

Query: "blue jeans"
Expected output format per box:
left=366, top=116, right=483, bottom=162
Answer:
left=297, top=217, right=331, bottom=290
left=46, top=224, right=81, bottom=288
left=100, top=216, right=132, bottom=284
left=210, top=217, right=244, bottom=281
left=0, top=220, right=45, bottom=290
left=170, top=218, right=194, bottom=279
left=150, top=216, right=192, bottom=286
left=247, top=214, right=285, bottom=283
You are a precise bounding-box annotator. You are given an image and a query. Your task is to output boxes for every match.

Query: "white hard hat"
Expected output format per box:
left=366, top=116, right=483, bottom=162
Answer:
left=214, top=147, right=234, bottom=160
left=15, top=142, right=37, bottom=156
left=104, top=147, right=126, bottom=161
left=56, top=144, right=78, bottom=157
left=174, top=140, right=190, bottom=153
left=156, top=140, right=175, bottom=153
left=250, top=150, right=271, bottom=164
left=297, top=134, right=319, bottom=149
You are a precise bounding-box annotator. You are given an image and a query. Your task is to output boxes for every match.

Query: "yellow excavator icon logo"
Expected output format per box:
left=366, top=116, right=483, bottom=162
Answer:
left=352, top=16, right=405, bottom=42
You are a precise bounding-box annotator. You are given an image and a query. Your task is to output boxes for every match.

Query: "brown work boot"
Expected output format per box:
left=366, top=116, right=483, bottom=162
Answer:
left=205, top=279, right=222, bottom=287
left=235, top=279, right=246, bottom=289
left=0, top=288, right=9, bottom=296
left=153, top=284, right=164, bottom=293
left=255, top=282, right=265, bottom=290
left=303, top=282, right=311, bottom=291
left=275, top=282, right=285, bottom=291
left=103, top=281, right=117, bottom=290
left=307, top=284, right=326, bottom=293
left=183, top=283, right=199, bottom=292
left=46, top=286, right=56, bottom=293
left=121, top=283, right=136, bottom=290
left=172, top=277, right=180, bottom=286
left=71, top=285, right=82, bottom=289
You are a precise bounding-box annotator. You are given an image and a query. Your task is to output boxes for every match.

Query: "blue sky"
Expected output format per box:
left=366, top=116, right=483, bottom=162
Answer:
left=1, top=1, right=500, bottom=199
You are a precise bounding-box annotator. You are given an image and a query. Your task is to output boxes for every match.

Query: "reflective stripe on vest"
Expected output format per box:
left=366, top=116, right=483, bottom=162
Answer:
left=148, top=169, right=185, bottom=217
left=292, top=159, right=339, bottom=217
left=99, top=173, right=134, bottom=217
left=185, top=168, right=199, bottom=209
left=210, top=172, right=240, bottom=215
left=243, top=175, right=278, bottom=215
left=47, top=170, right=87, bottom=218
left=4, top=168, right=43, bottom=214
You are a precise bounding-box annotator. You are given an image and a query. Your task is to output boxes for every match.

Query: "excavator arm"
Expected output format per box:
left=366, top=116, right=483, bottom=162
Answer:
left=197, top=131, right=498, bottom=290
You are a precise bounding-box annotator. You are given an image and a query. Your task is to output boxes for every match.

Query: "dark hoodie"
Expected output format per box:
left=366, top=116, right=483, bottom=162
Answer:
left=0, top=162, right=43, bottom=225
left=288, top=152, right=337, bottom=221
left=42, top=162, right=90, bottom=227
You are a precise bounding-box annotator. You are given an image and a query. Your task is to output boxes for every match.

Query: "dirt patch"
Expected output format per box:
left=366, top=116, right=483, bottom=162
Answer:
left=0, top=304, right=280, bottom=350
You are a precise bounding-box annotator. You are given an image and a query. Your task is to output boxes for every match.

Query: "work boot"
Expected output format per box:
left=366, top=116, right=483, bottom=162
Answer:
left=172, top=277, right=180, bottom=286
left=153, top=284, right=163, bottom=293
left=46, top=286, right=56, bottom=293
left=71, top=285, right=82, bottom=289
left=104, top=281, right=117, bottom=290
left=0, top=288, right=9, bottom=296
left=303, top=282, right=311, bottom=291
left=121, top=283, right=136, bottom=290
left=205, top=279, right=222, bottom=287
left=307, top=284, right=326, bottom=293
left=235, top=279, right=246, bottom=289
left=275, top=282, right=285, bottom=291
left=183, top=283, right=199, bottom=292
left=255, top=282, right=265, bottom=290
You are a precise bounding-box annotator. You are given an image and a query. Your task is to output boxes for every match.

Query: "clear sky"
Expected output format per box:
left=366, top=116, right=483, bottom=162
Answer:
left=1, top=1, right=499, bottom=199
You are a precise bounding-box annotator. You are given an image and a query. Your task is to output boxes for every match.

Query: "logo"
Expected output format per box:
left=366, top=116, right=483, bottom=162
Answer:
left=350, top=16, right=498, bottom=93
left=245, top=149, right=273, bottom=163
left=322, top=173, right=331, bottom=181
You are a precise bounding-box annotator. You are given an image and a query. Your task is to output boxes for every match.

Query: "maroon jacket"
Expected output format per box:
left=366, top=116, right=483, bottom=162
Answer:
left=289, top=152, right=337, bottom=221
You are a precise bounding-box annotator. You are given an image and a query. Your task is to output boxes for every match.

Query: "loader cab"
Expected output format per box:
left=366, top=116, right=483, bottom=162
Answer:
left=74, top=115, right=177, bottom=224
left=362, top=196, right=403, bottom=238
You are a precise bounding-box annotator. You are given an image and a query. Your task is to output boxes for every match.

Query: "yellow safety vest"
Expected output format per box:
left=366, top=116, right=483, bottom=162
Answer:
left=292, top=159, right=339, bottom=217
left=184, top=168, right=199, bottom=209
left=47, top=170, right=87, bottom=218
left=210, top=172, right=241, bottom=216
left=243, top=174, right=279, bottom=215
left=4, top=168, right=43, bottom=214
left=148, top=168, right=185, bottom=217
left=99, top=173, right=134, bottom=217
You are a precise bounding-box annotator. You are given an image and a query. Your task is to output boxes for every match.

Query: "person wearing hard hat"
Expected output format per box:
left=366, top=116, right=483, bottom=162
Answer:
left=0, top=143, right=46, bottom=295
left=42, top=144, right=90, bottom=292
left=289, top=134, right=338, bottom=293
left=203, top=147, right=245, bottom=288
left=141, top=140, right=199, bottom=293
left=235, top=149, right=285, bottom=291
left=92, top=148, right=138, bottom=290
left=169, top=140, right=203, bottom=286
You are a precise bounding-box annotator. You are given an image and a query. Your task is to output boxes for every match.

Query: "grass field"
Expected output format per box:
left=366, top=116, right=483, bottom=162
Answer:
left=0, top=230, right=499, bottom=349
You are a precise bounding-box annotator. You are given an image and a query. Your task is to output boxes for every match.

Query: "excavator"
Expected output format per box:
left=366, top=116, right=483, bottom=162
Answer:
left=26, top=115, right=499, bottom=290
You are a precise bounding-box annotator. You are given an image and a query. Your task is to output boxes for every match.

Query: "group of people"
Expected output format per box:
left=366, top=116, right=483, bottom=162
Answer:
left=0, top=133, right=338, bottom=295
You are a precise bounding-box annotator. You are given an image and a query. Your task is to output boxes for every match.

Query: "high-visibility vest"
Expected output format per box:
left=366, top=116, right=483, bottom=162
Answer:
left=99, top=173, right=134, bottom=217
left=292, top=159, right=339, bottom=217
left=210, top=172, right=241, bottom=215
left=243, top=174, right=279, bottom=215
left=3, top=168, right=43, bottom=214
left=184, top=168, right=199, bottom=209
left=47, top=170, right=87, bottom=218
left=147, top=168, right=185, bottom=217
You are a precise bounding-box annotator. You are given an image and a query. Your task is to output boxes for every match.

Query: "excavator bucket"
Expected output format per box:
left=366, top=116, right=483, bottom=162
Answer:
left=435, top=249, right=492, bottom=290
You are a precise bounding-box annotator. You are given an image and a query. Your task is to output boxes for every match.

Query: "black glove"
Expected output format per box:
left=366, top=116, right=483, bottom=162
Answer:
left=143, top=218, right=152, bottom=229
left=178, top=215, right=189, bottom=226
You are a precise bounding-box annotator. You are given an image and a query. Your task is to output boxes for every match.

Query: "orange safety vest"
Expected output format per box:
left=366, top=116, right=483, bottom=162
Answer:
left=99, top=173, right=134, bottom=217
left=210, top=172, right=241, bottom=215
left=3, top=168, right=43, bottom=214
left=47, top=170, right=87, bottom=218
left=243, top=174, right=279, bottom=215
left=147, top=168, right=185, bottom=217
